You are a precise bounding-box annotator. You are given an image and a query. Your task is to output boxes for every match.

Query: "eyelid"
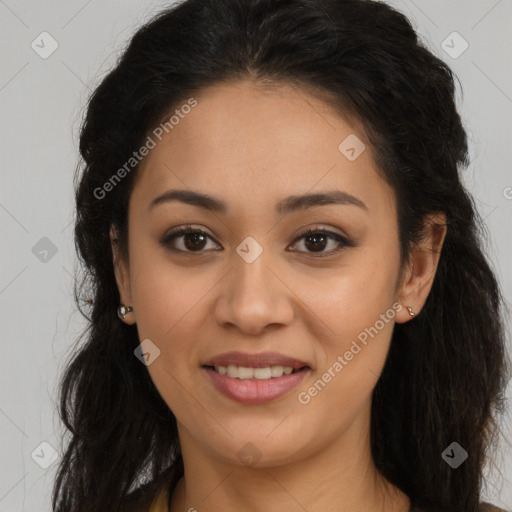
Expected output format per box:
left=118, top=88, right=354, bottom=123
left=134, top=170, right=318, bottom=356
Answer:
left=292, top=225, right=353, bottom=244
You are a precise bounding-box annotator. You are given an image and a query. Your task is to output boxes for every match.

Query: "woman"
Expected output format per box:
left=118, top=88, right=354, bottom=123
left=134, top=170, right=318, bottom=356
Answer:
left=52, top=0, right=511, bottom=511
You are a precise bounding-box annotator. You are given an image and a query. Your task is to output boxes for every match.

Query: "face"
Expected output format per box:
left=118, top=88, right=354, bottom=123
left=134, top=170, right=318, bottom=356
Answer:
left=112, top=79, right=444, bottom=468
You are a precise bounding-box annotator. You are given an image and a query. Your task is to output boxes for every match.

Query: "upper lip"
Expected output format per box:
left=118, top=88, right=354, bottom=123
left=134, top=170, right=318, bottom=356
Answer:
left=203, top=351, right=311, bottom=369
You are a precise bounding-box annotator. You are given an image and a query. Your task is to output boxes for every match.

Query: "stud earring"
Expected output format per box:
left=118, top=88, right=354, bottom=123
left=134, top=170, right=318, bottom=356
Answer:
left=406, top=306, right=415, bottom=317
left=117, top=304, right=133, bottom=320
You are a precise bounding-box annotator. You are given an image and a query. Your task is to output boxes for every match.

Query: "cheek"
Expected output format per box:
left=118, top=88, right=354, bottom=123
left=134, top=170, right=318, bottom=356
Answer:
left=295, top=276, right=399, bottom=427
left=310, top=233, right=401, bottom=373
left=128, top=236, right=208, bottom=340
left=128, top=247, right=211, bottom=409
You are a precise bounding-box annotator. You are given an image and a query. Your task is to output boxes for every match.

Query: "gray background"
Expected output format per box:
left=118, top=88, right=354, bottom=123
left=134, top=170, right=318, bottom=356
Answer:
left=0, top=0, right=511, bottom=510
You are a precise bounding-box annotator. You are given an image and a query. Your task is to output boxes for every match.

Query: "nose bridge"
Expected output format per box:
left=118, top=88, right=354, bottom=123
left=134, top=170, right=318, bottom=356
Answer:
left=215, top=235, right=294, bottom=333
left=231, top=237, right=275, bottom=300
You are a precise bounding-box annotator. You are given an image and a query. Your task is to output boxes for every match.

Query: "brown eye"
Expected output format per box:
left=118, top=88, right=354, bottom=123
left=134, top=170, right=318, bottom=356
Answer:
left=161, top=226, right=220, bottom=253
left=182, top=231, right=208, bottom=251
left=303, top=232, right=329, bottom=252
left=290, top=228, right=354, bottom=257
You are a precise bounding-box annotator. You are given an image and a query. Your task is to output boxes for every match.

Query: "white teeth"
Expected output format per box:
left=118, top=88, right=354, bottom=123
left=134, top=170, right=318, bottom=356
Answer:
left=254, top=367, right=271, bottom=379
left=227, top=365, right=239, bottom=378
left=238, top=366, right=254, bottom=379
left=215, top=365, right=297, bottom=380
left=270, top=365, right=284, bottom=377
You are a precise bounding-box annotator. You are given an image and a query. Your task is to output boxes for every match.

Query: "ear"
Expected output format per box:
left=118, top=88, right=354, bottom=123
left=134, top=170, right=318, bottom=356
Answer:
left=110, top=225, right=136, bottom=325
left=395, top=212, right=447, bottom=324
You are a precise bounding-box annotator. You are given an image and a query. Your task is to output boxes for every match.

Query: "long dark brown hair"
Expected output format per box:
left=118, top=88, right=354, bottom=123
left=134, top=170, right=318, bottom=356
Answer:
left=52, top=0, right=511, bottom=511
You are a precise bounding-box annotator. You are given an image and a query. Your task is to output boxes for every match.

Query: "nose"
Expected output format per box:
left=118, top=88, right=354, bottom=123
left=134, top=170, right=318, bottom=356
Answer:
left=213, top=250, right=295, bottom=336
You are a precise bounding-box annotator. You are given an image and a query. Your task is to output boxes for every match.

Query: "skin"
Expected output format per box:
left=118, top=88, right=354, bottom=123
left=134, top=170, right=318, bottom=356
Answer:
left=111, top=79, right=447, bottom=512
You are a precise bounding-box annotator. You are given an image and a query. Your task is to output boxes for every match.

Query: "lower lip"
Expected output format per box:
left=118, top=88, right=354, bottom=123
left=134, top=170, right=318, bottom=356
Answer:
left=204, top=367, right=311, bottom=404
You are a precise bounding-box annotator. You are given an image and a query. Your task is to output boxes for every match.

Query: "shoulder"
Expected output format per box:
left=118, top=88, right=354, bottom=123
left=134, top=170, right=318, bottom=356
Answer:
left=411, top=503, right=510, bottom=512
left=479, top=503, right=511, bottom=512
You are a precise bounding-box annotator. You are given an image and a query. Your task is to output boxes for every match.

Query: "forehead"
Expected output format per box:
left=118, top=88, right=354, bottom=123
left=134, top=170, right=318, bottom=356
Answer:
left=131, top=79, right=394, bottom=218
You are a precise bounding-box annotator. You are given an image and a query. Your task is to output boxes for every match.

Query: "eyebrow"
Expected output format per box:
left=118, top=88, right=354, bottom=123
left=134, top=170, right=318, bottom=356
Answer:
left=148, top=189, right=368, bottom=214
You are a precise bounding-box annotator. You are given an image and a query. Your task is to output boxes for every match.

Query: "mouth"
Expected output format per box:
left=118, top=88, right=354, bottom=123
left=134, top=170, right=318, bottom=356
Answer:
left=201, top=351, right=312, bottom=403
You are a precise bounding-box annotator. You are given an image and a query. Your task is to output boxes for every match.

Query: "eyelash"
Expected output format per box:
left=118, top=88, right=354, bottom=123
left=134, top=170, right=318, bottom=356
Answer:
left=160, top=225, right=355, bottom=257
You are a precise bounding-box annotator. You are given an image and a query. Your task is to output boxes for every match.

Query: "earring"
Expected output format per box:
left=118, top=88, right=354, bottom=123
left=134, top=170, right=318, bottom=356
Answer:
left=117, top=304, right=133, bottom=320
left=406, top=306, right=415, bottom=317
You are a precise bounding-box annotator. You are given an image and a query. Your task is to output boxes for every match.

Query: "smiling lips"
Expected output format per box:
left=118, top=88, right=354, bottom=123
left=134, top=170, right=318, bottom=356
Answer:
left=202, top=351, right=312, bottom=404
